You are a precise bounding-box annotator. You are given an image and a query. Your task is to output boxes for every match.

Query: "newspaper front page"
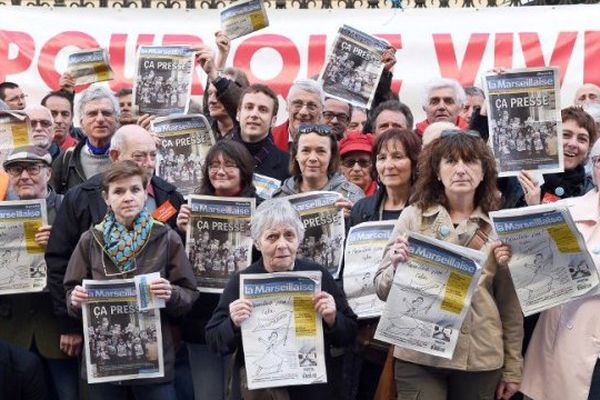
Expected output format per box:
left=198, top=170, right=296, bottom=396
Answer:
left=67, top=48, right=114, bottom=85
left=490, top=204, right=598, bottom=316
left=319, top=25, right=388, bottom=109
left=221, top=0, right=269, bottom=40
left=82, top=279, right=164, bottom=383
left=186, top=195, right=255, bottom=293
left=0, top=199, right=47, bottom=295
left=343, top=221, right=396, bottom=319
left=133, top=46, right=195, bottom=116
left=484, top=67, right=563, bottom=177
left=240, top=271, right=326, bottom=390
left=0, top=111, right=29, bottom=166
left=286, top=191, right=345, bottom=279
left=152, top=114, right=215, bottom=196
left=375, top=233, right=483, bottom=359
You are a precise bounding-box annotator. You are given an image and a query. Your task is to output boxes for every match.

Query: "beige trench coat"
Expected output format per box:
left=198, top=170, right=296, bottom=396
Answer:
left=374, top=204, right=523, bottom=383
left=521, top=190, right=600, bottom=400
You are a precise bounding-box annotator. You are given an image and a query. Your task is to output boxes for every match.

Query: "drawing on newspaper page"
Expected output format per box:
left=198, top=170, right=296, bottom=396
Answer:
left=490, top=203, right=598, bottom=316
left=240, top=271, right=326, bottom=389
left=375, top=233, right=483, bottom=359
left=343, top=221, right=396, bottom=319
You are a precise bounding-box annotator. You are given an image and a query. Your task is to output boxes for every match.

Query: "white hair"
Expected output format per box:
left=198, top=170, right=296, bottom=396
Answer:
left=422, top=78, right=466, bottom=108
left=287, top=78, right=325, bottom=107
left=25, top=104, right=54, bottom=125
left=77, top=84, right=120, bottom=122
left=251, top=198, right=305, bottom=244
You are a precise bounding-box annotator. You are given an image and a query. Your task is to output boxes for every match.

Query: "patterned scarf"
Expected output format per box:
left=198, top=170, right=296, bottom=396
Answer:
left=101, top=208, right=153, bottom=273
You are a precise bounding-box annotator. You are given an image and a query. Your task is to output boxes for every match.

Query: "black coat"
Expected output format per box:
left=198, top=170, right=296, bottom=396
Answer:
left=233, top=131, right=291, bottom=183
left=205, top=258, right=357, bottom=400
left=349, top=186, right=386, bottom=228
left=0, top=340, right=47, bottom=400
left=45, top=174, right=184, bottom=334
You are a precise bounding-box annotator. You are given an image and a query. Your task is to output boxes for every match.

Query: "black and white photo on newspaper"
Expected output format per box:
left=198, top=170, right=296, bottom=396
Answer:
left=152, top=114, right=215, bottom=196
left=186, top=195, right=255, bottom=293
left=133, top=46, right=195, bottom=116
left=67, top=48, right=114, bottom=86
left=375, top=233, right=483, bottom=359
left=82, top=279, right=164, bottom=384
left=286, top=191, right=345, bottom=278
left=484, top=67, right=563, bottom=177
left=319, top=25, right=388, bottom=109
left=0, top=199, right=47, bottom=295
left=0, top=111, right=30, bottom=166
left=490, top=203, right=598, bottom=316
left=240, top=271, right=326, bottom=389
left=343, top=221, right=396, bottom=319
left=220, top=0, right=269, bottom=40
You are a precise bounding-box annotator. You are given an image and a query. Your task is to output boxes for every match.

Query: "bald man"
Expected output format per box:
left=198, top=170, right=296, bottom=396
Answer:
left=574, top=83, right=600, bottom=107
left=45, top=125, right=185, bottom=354
left=25, top=105, right=61, bottom=161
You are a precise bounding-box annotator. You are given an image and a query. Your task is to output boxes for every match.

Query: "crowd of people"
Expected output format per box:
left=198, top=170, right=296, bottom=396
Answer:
left=0, top=27, right=599, bottom=400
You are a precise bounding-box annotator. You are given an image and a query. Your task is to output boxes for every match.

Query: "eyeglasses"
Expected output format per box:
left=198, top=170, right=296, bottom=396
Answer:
left=290, top=100, right=320, bottom=113
left=6, top=163, right=45, bottom=177
left=592, top=156, right=600, bottom=169
left=298, top=124, right=333, bottom=136
left=342, top=158, right=372, bottom=168
left=322, top=111, right=349, bottom=123
left=440, top=129, right=481, bottom=139
left=30, top=119, right=52, bottom=128
left=5, top=94, right=27, bottom=103
left=208, top=161, right=238, bottom=172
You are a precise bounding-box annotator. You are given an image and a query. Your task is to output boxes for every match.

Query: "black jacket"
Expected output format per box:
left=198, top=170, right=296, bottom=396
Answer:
left=233, top=131, right=291, bottom=183
left=50, top=140, right=87, bottom=194
left=349, top=186, right=387, bottom=227
left=205, top=258, right=357, bottom=400
left=0, top=340, right=47, bottom=400
left=45, top=173, right=184, bottom=334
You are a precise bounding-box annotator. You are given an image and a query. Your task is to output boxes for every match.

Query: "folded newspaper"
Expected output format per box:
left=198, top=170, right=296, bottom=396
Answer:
left=221, top=0, right=269, bottom=40
left=483, top=67, right=563, bottom=177
left=375, top=233, right=484, bottom=359
left=0, top=111, right=30, bottom=166
left=240, top=271, right=326, bottom=389
left=343, top=221, right=396, bottom=319
left=490, top=203, right=598, bottom=316
left=319, top=25, right=388, bottom=109
left=67, top=48, right=114, bottom=85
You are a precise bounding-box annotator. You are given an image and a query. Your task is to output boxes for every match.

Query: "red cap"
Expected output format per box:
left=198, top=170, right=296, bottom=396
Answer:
left=339, top=131, right=374, bottom=156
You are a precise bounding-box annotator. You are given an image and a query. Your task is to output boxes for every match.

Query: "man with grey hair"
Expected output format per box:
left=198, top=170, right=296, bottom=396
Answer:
left=272, top=78, right=325, bottom=152
left=25, top=104, right=61, bottom=161
left=50, top=85, right=120, bottom=194
left=45, top=124, right=184, bottom=365
left=574, top=83, right=600, bottom=107
left=415, top=78, right=469, bottom=136
left=459, top=86, right=485, bottom=125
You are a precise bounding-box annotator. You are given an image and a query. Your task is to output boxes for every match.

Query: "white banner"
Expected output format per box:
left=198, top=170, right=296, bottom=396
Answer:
left=1, top=5, right=599, bottom=123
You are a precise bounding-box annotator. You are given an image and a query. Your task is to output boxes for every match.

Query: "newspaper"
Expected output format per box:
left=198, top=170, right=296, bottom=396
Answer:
left=67, top=48, right=114, bottom=86
left=134, top=272, right=165, bottom=311
left=286, top=191, right=345, bottom=279
left=186, top=195, right=255, bottom=293
left=0, top=111, right=30, bottom=166
left=81, top=279, right=164, bottom=383
left=152, top=114, right=215, bottom=196
left=0, top=199, right=47, bottom=295
left=375, top=233, right=484, bottom=359
left=484, top=67, right=563, bottom=177
left=133, top=46, right=195, bottom=116
left=343, top=221, right=396, bottom=319
left=319, top=25, right=388, bottom=109
left=490, top=204, right=598, bottom=316
left=240, top=271, right=326, bottom=390
left=221, top=0, right=269, bottom=40
left=253, top=173, right=281, bottom=200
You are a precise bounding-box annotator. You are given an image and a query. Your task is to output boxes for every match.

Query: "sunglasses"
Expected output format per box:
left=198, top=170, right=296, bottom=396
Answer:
left=298, top=124, right=333, bottom=136
left=440, top=129, right=481, bottom=139
left=342, top=158, right=372, bottom=168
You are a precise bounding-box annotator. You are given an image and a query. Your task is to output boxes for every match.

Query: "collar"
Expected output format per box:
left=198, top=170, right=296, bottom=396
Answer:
left=85, top=138, right=110, bottom=155
left=421, top=203, right=492, bottom=226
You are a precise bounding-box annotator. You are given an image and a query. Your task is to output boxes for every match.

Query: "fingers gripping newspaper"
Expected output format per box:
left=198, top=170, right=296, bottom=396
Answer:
left=186, top=195, right=255, bottom=293
left=490, top=204, right=598, bottom=316
left=82, top=279, right=164, bottom=383
left=319, top=25, right=388, bottom=109
left=343, top=221, right=396, bottom=319
left=0, top=199, right=47, bottom=295
left=240, top=271, right=326, bottom=390
left=375, top=233, right=484, bottom=359
left=67, top=48, right=114, bottom=86
left=286, top=191, right=345, bottom=279
left=152, top=114, right=215, bottom=196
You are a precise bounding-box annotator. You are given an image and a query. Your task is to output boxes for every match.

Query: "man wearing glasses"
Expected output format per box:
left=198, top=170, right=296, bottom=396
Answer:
left=322, top=97, right=352, bottom=140
left=25, top=105, right=61, bottom=162
left=0, top=145, right=80, bottom=400
left=0, top=82, right=27, bottom=111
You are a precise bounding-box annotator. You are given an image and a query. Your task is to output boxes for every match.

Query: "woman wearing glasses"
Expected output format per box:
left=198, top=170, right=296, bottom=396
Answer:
left=374, top=132, right=523, bottom=400
left=64, top=161, right=198, bottom=400
left=520, top=141, right=600, bottom=400
left=175, top=140, right=260, bottom=400
left=273, top=123, right=364, bottom=216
